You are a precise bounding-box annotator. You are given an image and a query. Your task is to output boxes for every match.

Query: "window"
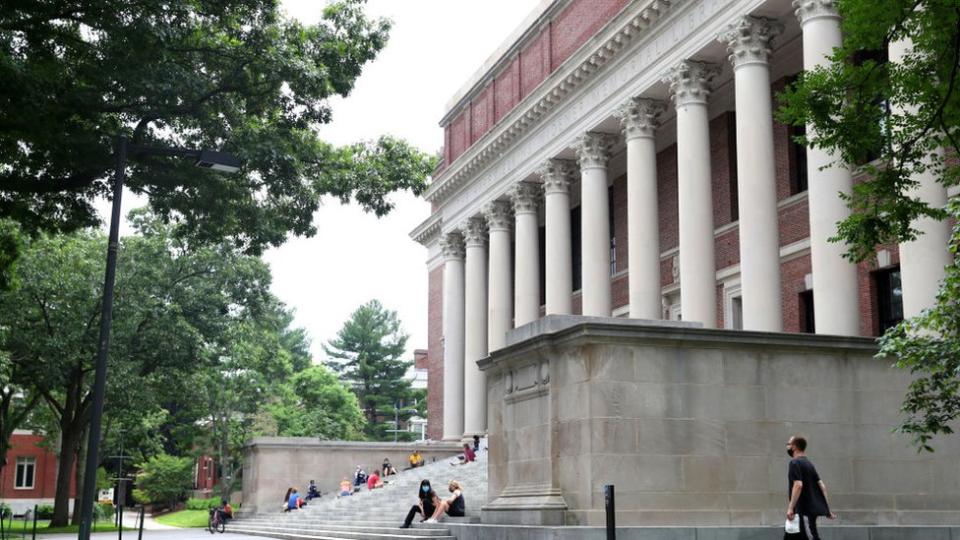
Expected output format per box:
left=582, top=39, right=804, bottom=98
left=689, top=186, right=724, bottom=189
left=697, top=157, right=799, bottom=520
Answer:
left=727, top=112, right=739, bottom=221
left=730, top=297, right=743, bottom=330
left=15, top=457, right=35, bottom=489
left=571, top=206, right=582, bottom=292
left=539, top=224, right=546, bottom=307
left=609, top=185, right=617, bottom=275
left=875, top=266, right=903, bottom=334
left=799, top=290, right=815, bottom=333
left=789, top=122, right=808, bottom=194
left=852, top=47, right=890, bottom=165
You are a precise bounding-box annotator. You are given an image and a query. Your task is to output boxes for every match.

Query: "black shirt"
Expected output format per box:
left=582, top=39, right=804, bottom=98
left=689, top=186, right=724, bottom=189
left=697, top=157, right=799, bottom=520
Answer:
left=447, top=490, right=465, bottom=517
left=788, top=456, right=830, bottom=516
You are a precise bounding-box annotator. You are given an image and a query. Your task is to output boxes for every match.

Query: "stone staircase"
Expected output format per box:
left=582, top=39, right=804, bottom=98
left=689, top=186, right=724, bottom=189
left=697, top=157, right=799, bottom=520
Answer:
left=231, top=445, right=487, bottom=540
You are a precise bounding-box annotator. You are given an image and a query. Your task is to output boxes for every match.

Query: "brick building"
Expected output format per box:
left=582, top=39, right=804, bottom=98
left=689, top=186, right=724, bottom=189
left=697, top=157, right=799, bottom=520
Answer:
left=410, top=0, right=956, bottom=441
left=0, top=431, right=76, bottom=514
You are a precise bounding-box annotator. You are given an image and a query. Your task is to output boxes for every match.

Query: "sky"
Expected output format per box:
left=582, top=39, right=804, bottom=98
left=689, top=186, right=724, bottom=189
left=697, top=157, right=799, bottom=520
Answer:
left=263, top=0, right=542, bottom=361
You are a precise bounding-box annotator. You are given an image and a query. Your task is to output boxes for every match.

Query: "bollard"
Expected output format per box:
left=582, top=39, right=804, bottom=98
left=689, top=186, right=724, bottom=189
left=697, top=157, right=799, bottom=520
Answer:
left=136, top=507, right=144, bottom=540
left=31, top=505, right=37, bottom=540
left=604, top=484, right=616, bottom=540
left=117, top=504, right=123, bottom=540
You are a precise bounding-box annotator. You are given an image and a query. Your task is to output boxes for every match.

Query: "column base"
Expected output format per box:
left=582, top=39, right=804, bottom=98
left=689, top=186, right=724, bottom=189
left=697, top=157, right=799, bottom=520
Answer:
left=481, top=484, right=568, bottom=525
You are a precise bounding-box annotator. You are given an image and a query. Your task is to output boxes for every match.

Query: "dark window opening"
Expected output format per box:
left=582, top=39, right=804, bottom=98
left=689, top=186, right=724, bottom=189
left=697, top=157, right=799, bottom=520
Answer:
left=609, top=185, right=616, bottom=276
left=852, top=47, right=890, bottom=165
left=874, top=266, right=903, bottom=334
left=799, top=290, right=815, bottom=333
left=539, top=225, right=546, bottom=307
left=727, top=112, right=739, bottom=221
left=789, top=122, right=808, bottom=195
left=571, top=206, right=582, bottom=292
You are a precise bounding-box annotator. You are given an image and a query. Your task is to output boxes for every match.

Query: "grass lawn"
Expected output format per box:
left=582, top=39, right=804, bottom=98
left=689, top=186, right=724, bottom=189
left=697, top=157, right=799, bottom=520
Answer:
left=154, top=510, right=209, bottom=528
left=0, top=520, right=132, bottom=537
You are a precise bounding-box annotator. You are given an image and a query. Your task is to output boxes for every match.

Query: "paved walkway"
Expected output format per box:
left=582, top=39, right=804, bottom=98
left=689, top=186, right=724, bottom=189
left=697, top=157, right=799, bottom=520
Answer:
left=119, top=511, right=178, bottom=531
left=42, top=529, right=262, bottom=540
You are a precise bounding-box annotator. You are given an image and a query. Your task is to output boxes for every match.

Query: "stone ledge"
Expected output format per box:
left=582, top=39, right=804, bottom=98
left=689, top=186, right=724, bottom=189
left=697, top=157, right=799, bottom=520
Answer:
left=444, top=524, right=960, bottom=540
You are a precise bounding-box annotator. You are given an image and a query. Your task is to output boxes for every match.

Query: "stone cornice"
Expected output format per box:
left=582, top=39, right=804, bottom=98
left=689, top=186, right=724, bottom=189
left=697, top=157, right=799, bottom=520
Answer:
left=662, top=59, right=721, bottom=107
left=484, top=200, right=513, bottom=232
left=462, top=216, right=488, bottom=248
left=511, top=181, right=542, bottom=215
left=719, top=15, right=784, bottom=68
left=410, top=212, right=442, bottom=247
left=792, top=0, right=840, bottom=26
left=440, top=231, right=466, bottom=261
left=573, top=131, right=617, bottom=170
left=424, top=0, right=676, bottom=206
left=537, top=158, right=578, bottom=194
left=614, top=97, right=666, bottom=140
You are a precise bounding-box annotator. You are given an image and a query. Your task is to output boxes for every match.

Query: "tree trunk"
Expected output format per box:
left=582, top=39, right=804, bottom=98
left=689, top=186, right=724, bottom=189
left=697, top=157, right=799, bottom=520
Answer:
left=51, top=424, right=80, bottom=527
left=70, top=428, right=87, bottom=526
left=216, top=415, right=234, bottom=498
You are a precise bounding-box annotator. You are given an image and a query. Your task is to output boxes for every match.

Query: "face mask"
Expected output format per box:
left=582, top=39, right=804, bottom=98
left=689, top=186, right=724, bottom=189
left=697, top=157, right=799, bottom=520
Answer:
left=421, top=486, right=430, bottom=493
left=787, top=448, right=795, bottom=457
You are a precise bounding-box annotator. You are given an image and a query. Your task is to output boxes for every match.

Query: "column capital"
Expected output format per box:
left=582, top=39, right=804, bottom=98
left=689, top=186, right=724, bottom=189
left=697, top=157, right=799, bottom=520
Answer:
left=720, top=16, right=784, bottom=69
left=573, top=132, right=616, bottom=170
left=537, top=158, right=578, bottom=194
left=483, top=200, right=513, bottom=232
left=461, top=216, right=488, bottom=248
left=510, top=181, right=541, bottom=215
left=793, top=0, right=840, bottom=25
left=440, top=231, right=465, bottom=261
left=614, top=97, right=667, bottom=140
left=662, top=60, right=721, bottom=107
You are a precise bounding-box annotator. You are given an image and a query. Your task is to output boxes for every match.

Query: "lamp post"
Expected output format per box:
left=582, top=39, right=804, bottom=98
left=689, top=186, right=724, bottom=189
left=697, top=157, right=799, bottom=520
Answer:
left=77, top=136, right=241, bottom=540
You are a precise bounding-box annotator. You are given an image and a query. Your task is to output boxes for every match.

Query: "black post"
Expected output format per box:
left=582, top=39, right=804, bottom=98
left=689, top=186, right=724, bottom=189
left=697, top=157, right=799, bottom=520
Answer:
left=117, top=505, right=123, bottom=540
left=77, top=135, right=127, bottom=540
left=136, top=507, right=144, bottom=540
left=603, top=484, right=615, bottom=540
left=31, top=505, right=37, bottom=540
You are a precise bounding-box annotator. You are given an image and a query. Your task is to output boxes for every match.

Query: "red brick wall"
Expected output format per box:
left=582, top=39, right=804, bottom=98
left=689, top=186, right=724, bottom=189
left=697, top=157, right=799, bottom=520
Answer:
left=426, top=265, right=444, bottom=441
left=0, top=433, right=74, bottom=500
left=471, top=86, right=494, bottom=145
left=521, top=30, right=551, bottom=97
left=781, top=254, right=812, bottom=333
left=551, top=0, right=628, bottom=69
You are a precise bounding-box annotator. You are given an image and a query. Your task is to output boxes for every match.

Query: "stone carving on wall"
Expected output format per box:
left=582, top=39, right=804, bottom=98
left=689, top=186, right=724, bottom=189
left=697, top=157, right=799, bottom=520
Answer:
left=792, top=0, right=840, bottom=25
left=671, top=255, right=680, bottom=283
left=461, top=216, right=488, bottom=248
left=537, top=158, right=578, bottom=195
left=440, top=231, right=465, bottom=261
left=572, top=131, right=617, bottom=169
left=503, top=358, right=550, bottom=403
left=662, top=60, right=721, bottom=107
left=483, top=200, right=513, bottom=232
left=614, top=96, right=666, bottom=140
left=510, top=181, right=542, bottom=215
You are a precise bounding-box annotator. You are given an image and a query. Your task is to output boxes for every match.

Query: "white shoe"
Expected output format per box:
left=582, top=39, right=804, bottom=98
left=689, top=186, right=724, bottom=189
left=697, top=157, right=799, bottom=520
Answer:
left=424, top=518, right=437, bottom=523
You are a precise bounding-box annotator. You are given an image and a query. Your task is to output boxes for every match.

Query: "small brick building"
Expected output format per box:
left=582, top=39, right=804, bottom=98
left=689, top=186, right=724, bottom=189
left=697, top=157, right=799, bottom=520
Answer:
left=0, top=431, right=76, bottom=514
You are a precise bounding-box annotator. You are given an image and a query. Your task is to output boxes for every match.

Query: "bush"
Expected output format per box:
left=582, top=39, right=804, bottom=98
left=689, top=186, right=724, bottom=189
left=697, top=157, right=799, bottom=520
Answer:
left=185, top=498, right=219, bottom=510
left=132, top=488, right=151, bottom=505
left=0, top=503, right=10, bottom=519
left=35, top=504, right=54, bottom=519
left=136, top=454, right=193, bottom=509
left=95, top=503, right=115, bottom=522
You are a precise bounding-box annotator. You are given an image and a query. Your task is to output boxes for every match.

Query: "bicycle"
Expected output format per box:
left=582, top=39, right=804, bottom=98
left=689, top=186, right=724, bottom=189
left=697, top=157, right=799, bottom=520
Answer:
left=207, top=508, right=225, bottom=534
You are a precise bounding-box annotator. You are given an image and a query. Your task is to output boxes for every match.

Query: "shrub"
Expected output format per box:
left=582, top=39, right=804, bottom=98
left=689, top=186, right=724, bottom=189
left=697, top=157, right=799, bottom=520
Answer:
left=132, top=489, right=151, bottom=505
left=96, top=503, right=115, bottom=522
left=185, top=498, right=219, bottom=510
left=35, top=504, right=54, bottom=519
left=0, top=503, right=10, bottom=519
left=136, top=454, right=193, bottom=509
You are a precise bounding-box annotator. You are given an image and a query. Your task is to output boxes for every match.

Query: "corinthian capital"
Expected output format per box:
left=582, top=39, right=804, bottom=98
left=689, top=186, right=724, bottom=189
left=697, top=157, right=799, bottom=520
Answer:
left=614, top=97, right=666, bottom=140
left=461, top=216, right=487, bottom=248
left=510, top=181, right=541, bottom=215
left=440, top=231, right=465, bottom=261
left=720, top=16, right=784, bottom=68
left=792, top=0, right=840, bottom=25
left=536, top=159, right=577, bottom=195
left=483, top=200, right=513, bottom=232
left=573, top=132, right=617, bottom=170
left=662, top=60, right=721, bottom=107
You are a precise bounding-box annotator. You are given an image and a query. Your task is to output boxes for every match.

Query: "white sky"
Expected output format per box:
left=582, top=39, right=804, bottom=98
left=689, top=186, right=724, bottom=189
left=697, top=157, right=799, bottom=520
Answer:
left=263, top=0, right=541, bottom=361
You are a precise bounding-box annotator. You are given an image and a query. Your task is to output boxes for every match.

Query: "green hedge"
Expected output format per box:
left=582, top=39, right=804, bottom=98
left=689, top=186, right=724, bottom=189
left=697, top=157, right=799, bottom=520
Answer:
left=184, top=498, right=219, bottom=510
left=35, top=504, right=54, bottom=519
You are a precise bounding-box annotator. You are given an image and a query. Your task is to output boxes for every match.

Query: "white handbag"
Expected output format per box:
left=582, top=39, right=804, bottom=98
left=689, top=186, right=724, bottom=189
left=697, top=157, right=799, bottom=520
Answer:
left=785, top=515, right=800, bottom=533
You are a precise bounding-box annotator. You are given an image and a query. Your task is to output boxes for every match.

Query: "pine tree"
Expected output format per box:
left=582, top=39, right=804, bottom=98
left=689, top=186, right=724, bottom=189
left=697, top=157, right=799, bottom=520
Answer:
left=324, top=300, right=414, bottom=440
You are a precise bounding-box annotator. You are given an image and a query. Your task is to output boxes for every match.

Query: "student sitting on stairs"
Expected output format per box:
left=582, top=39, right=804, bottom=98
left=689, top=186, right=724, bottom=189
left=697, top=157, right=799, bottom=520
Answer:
left=400, top=479, right=439, bottom=528
left=423, top=480, right=465, bottom=524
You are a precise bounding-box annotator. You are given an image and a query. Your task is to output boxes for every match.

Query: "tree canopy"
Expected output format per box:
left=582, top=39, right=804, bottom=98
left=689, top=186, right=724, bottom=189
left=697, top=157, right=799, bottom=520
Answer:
left=779, top=0, right=960, bottom=451
left=0, top=0, right=435, bottom=257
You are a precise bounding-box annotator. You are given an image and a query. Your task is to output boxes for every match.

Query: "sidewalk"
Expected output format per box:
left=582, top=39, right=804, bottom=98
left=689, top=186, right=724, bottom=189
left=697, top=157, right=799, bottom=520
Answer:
left=119, top=511, right=178, bottom=531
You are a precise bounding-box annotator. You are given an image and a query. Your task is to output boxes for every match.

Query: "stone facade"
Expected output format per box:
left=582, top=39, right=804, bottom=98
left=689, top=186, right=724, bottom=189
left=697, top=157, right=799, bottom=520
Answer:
left=240, top=439, right=462, bottom=515
left=479, top=316, right=960, bottom=527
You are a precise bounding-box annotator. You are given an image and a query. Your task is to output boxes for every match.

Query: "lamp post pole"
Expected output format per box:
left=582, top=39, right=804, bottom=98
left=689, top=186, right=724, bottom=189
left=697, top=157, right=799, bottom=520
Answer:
left=78, top=136, right=127, bottom=540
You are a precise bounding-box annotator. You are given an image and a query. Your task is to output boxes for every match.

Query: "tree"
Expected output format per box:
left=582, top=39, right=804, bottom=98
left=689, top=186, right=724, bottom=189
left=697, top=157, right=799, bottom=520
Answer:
left=778, top=0, right=960, bottom=450
left=0, top=0, right=435, bottom=260
left=0, top=217, right=275, bottom=525
left=325, top=300, right=414, bottom=439
left=267, top=365, right=366, bottom=440
left=135, top=454, right=193, bottom=510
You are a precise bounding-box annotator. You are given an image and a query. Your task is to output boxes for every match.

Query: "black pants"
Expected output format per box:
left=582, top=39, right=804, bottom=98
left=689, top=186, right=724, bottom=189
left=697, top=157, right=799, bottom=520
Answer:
left=402, top=504, right=435, bottom=527
left=799, top=514, right=819, bottom=540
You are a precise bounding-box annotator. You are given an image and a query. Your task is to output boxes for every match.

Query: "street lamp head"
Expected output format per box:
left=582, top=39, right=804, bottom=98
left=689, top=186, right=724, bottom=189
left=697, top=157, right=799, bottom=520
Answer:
left=195, top=149, right=242, bottom=173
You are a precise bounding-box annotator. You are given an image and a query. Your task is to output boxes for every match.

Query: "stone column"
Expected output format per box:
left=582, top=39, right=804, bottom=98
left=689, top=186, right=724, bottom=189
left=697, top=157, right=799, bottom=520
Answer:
left=538, top=159, right=577, bottom=315
left=573, top=132, right=617, bottom=317
left=888, top=37, right=952, bottom=318
left=485, top=200, right=513, bottom=350
left=794, top=0, right=860, bottom=334
left=440, top=232, right=465, bottom=440
left=662, top=61, right=720, bottom=328
left=615, top=97, right=666, bottom=320
left=512, top=182, right=541, bottom=326
left=462, top=217, right=488, bottom=437
left=720, top=16, right=785, bottom=332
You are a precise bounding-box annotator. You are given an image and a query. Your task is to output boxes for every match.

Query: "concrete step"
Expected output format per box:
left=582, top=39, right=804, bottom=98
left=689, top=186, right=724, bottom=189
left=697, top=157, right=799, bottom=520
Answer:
left=229, top=525, right=456, bottom=540
left=230, top=524, right=452, bottom=537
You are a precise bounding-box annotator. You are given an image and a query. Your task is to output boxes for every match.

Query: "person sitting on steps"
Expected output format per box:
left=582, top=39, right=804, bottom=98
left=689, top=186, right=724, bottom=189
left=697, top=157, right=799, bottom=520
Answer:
left=366, top=468, right=384, bottom=490
left=382, top=457, right=397, bottom=476
left=450, top=443, right=475, bottom=466
left=400, top=479, right=439, bottom=529
left=423, top=480, right=466, bottom=523
left=338, top=477, right=352, bottom=497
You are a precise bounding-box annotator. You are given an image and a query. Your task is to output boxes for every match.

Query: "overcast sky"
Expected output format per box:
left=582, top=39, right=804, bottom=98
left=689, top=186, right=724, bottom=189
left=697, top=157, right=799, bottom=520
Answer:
left=263, top=0, right=541, bottom=361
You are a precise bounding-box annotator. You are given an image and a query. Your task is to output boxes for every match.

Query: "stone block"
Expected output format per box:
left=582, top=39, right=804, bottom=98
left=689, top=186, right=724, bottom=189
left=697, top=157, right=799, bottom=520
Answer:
left=853, top=459, right=932, bottom=493
left=590, top=418, right=638, bottom=454
left=590, top=454, right=683, bottom=492
left=765, top=386, right=854, bottom=423
left=635, top=418, right=726, bottom=456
